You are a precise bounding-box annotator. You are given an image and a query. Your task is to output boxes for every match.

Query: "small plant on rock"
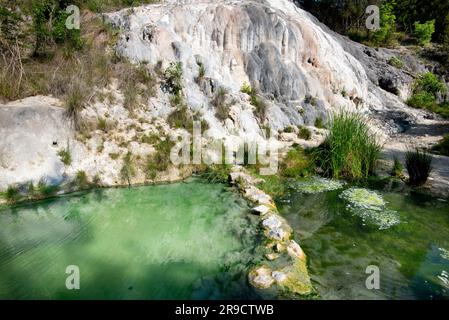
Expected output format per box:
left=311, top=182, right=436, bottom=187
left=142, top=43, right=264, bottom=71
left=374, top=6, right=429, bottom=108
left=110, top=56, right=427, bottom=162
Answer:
left=391, top=156, right=404, bottom=178
left=75, top=170, right=90, bottom=190
left=58, top=146, right=72, bottom=166
left=298, top=126, right=312, bottom=140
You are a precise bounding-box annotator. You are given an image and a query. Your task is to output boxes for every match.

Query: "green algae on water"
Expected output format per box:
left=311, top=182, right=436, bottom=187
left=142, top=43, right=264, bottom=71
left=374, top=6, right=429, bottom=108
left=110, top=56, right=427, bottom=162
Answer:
left=290, top=177, right=344, bottom=194
left=339, top=187, right=400, bottom=230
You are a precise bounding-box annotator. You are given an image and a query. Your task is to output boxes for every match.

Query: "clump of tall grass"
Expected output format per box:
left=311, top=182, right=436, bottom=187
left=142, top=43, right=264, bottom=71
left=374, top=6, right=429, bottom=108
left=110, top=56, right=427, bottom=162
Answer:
left=4, top=185, right=21, bottom=204
left=315, top=111, right=382, bottom=180
left=405, top=148, right=432, bottom=186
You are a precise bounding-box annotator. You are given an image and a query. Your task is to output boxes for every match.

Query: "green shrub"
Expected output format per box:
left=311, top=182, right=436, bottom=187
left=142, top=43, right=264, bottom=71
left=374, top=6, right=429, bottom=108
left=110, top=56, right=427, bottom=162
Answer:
left=315, top=111, right=382, bottom=180
left=405, top=148, right=432, bottom=186
left=388, top=56, right=404, bottom=69
left=414, top=72, right=447, bottom=96
left=240, top=82, right=253, bottom=95
left=373, top=3, right=398, bottom=47
left=414, top=20, right=435, bottom=46
left=58, top=146, right=72, bottom=166
left=298, top=126, right=312, bottom=140
left=146, top=139, right=175, bottom=179
left=31, top=0, right=84, bottom=55
left=407, top=92, right=437, bottom=109
left=4, top=185, right=20, bottom=204
left=164, top=61, right=183, bottom=96
left=280, top=147, right=313, bottom=178
left=432, top=134, right=449, bottom=156
left=240, top=83, right=267, bottom=121
left=202, top=165, right=232, bottom=184
left=283, top=126, right=295, bottom=133
left=37, top=179, right=59, bottom=198
left=407, top=72, right=447, bottom=114
left=167, top=105, right=193, bottom=131
left=75, top=170, right=90, bottom=189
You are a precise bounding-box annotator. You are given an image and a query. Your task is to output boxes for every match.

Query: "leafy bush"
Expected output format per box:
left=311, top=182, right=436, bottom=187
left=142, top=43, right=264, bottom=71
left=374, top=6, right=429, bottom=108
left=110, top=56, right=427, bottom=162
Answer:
left=405, top=148, right=432, bottom=186
left=407, top=72, right=447, bottom=115
left=432, top=134, right=449, bottom=156
left=315, top=111, right=382, bottom=180
left=31, top=0, right=84, bottom=56
left=413, top=72, right=447, bottom=96
left=4, top=185, right=20, bottom=204
left=163, top=61, right=183, bottom=96
left=373, top=3, right=398, bottom=47
left=407, top=92, right=438, bottom=109
left=414, top=20, right=435, bottom=46
left=388, top=56, right=404, bottom=69
left=58, top=146, right=72, bottom=166
left=146, top=139, right=175, bottom=179
left=298, top=126, right=312, bottom=140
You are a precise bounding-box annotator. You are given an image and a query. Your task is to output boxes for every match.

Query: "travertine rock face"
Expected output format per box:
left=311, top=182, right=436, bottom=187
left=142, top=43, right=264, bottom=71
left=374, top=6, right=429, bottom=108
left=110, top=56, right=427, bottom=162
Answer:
left=106, top=0, right=372, bottom=136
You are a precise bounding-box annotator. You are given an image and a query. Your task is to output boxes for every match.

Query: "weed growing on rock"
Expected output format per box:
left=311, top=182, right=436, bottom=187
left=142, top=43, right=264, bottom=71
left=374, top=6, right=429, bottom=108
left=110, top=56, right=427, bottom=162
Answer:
left=298, top=126, right=311, bottom=140
left=58, top=146, right=72, bottom=166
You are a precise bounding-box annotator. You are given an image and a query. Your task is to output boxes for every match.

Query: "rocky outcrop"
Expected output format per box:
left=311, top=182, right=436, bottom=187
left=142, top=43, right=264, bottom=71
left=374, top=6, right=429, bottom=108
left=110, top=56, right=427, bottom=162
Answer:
left=105, top=0, right=372, bottom=138
left=229, top=165, right=313, bottom=297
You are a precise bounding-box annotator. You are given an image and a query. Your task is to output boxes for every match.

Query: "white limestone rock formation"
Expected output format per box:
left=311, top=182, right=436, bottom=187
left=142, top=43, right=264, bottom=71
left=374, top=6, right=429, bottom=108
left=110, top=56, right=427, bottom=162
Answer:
left=105, top=0, right=373, bottom=138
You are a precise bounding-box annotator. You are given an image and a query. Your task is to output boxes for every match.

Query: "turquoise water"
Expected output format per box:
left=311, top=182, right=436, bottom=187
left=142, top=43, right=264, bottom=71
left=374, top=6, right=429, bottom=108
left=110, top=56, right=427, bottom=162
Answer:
left=279, top=184, right=449, bottom=300
left=0, top=179, right=261, bottom=300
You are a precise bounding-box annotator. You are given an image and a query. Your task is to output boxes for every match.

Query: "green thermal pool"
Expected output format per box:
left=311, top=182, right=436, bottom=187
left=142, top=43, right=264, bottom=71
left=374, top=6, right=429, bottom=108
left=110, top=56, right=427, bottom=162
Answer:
left=0, top=179, right=262, bottom=299
left=1, top=177, right=448, bottom=300
left=279, top=183, right=449, bottom=300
